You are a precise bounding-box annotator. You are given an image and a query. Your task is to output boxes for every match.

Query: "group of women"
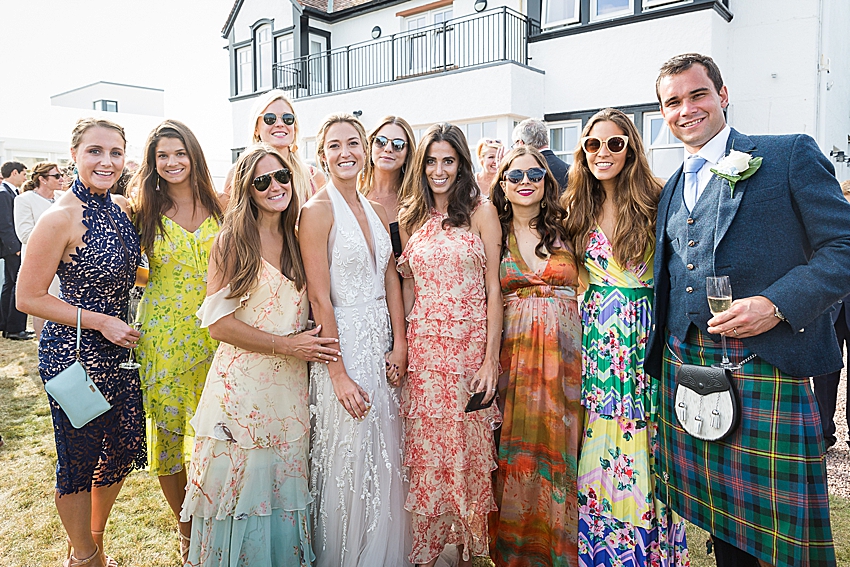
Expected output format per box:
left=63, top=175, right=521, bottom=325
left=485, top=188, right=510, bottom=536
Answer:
left=19, top=89, right=691, bottom=567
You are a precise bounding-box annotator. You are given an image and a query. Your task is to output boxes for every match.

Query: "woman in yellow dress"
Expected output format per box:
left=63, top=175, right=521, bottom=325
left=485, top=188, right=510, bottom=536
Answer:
left=131, top=120, right=224, bottom=562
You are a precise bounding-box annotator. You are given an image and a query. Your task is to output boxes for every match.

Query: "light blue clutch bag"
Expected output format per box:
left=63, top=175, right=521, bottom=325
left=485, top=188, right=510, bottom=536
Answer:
left=44, top=307, right=112, bottom=428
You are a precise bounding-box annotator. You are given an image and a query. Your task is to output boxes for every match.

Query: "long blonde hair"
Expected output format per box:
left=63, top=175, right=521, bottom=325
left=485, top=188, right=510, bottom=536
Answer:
left=211, top=145, right=305, bottom=297
left=250, top=90, right=312, bottom=200
left=561, top=108, right=660, bottom=267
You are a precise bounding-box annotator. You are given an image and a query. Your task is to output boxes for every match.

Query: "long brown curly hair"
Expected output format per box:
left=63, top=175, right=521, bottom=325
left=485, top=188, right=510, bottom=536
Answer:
left=561, top=108, right=660, bottom=267
left=131, top=120, right=223, bottom=254
left=491, top=146, right=572, bottom=261
left=211, top=145, right=305, bottom=298
left=399, top=123, right=479, bottom=235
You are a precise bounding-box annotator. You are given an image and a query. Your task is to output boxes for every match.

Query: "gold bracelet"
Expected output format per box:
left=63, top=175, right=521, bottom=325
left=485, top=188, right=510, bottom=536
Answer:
left=271, top=336, right=275, bottom=355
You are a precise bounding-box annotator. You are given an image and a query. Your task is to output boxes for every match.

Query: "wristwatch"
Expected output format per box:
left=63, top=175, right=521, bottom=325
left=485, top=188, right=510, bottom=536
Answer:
left=773, top=304, right=788, bottom=322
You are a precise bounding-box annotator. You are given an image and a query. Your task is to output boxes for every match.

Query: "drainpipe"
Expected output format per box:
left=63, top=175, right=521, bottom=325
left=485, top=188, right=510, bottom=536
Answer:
left=814, top=0, right=826, bottom=148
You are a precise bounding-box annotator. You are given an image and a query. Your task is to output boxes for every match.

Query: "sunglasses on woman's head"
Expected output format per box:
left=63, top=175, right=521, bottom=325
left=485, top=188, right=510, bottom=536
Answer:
left=262, top=112, right=296, bottom=126
left=252, top=168, right=291, bottom=192
left=374, top=135, right=407, bottom=152
left=581, top=135, right=629, bottom=154
left=504, top=167, right=546, bottom=184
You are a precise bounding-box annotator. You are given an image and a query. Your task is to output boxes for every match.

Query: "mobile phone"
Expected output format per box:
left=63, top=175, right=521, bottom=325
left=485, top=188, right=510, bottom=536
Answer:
left=464, top=391, right=495, bottom=413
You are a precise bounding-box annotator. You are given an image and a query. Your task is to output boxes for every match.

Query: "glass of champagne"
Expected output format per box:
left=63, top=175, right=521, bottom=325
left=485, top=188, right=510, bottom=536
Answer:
left=119, top=274, right=145, bottom=370
left=706, top=275, right=739, bottom=370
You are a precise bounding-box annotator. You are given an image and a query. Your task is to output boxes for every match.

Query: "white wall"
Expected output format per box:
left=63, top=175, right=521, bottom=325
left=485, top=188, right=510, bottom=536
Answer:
left=51, top=83, right=165, bottom=116
left=232, top=0, right=293, bottom=44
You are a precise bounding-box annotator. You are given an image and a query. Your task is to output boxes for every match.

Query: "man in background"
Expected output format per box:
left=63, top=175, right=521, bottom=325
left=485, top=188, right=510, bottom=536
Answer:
left=0, top=162, right=32, bottom=340
left=512, top=118, right=569, bottom=190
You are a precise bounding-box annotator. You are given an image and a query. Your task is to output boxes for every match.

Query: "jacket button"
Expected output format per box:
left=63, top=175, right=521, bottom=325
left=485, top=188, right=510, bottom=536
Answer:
left=688, top=240, right=696, bottom=247
left=686, top=286, right=694, bottom=293
left=687, top=263, right=695, bottom=270
left=687, top=218, right=695, bottom=224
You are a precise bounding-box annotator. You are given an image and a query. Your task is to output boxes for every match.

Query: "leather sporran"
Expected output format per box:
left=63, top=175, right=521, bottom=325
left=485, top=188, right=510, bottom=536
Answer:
left=43, top=308, right=111, bottom=428
left=674, top=363, right=739, bottom=441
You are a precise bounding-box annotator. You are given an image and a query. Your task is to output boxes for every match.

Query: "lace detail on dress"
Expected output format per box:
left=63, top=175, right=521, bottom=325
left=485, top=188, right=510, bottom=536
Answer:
left=309, top=183, right=410, bottom=567
left=40, top=179, right=146, bottom=495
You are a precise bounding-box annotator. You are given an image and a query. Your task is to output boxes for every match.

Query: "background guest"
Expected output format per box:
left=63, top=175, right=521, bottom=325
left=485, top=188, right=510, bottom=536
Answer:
left=299, top=113, right=409, bottom=566
left=363, top=115, right=417, bottom=257
left=180, top=144, right=334, bottom=566
left=131, top=119, right=223, bottom=563
left=16, top=161, right=64, bottom=338
left=18, top=118, right=146, bottom=567
left=563, top=108, right=688, bottom=565
left=475, top=138, right=502, bottom=194
left=512, top=119, right=569, bottom=191
left=398, top=123, right=502, bottom=567
left=488, top=146, right=581, bottom=567
left=0, top=161, right=31, bottom=340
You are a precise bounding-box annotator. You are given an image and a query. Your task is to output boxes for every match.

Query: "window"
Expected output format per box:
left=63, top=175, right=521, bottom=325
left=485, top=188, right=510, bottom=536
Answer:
left=591, top=0, right=633, bottom=20
left=548, top=121, right=582, bottom=165
left=643, top=112, right=683, bottom=179
left=542, top=0, right=580, bottom=28
left=276, top=34, right=296, bottom=90
left=93, top=100, right=118, bottom=112
left=277, top=34, right=294, bottom=63
left=236, top=46, right=253, bottom=95
left=256, top=25, right=273, bottom=91
left=456, top=120, right=498, bottom=166
left=643, top=0, right=686, bottom=8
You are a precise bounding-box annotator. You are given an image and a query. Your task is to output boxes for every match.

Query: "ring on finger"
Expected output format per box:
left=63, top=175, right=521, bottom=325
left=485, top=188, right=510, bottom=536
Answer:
left=733, top=327, right=739, bottom=336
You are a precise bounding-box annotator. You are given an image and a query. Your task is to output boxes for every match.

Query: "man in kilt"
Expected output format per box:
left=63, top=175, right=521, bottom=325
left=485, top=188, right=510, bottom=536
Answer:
left=646, top=52, right=850, bottom=566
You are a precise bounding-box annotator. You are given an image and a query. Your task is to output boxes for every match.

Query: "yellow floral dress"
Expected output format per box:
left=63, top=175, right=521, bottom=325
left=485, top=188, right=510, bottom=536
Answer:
left=137, top=215, right=219, bottom=475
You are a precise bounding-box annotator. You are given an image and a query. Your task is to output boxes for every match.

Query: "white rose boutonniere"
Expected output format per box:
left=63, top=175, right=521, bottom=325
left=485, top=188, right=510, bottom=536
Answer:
left=710, top=150, right=763, bottom=198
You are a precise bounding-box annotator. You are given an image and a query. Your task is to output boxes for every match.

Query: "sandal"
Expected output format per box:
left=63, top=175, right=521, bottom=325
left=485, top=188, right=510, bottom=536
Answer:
left=90, top=531, right=118, bottom=567
left=178, top=530, right=191, bottom=564
left=63, top=545, right=102, bottom=567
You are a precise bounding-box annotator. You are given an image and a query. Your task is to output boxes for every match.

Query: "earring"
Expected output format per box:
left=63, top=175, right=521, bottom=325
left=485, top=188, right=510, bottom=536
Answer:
left=541, top=201, right=546, bottom=209
left=155, top=175, right=161, bottom=191
left=503, top=201, right=509, bottom=212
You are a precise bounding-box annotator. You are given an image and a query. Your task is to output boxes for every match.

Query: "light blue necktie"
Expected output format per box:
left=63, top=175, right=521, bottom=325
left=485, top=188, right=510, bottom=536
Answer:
left=683, top=155, right=707, bottom=211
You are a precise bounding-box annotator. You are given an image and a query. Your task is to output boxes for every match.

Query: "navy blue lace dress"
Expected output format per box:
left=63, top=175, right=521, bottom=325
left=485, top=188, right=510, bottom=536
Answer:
left=39, top=180, right=146, bottom=495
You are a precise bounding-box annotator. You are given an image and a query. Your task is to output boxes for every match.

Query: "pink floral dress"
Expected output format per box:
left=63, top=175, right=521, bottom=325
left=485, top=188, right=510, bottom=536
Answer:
left=398, top=211, right=500, bottom=565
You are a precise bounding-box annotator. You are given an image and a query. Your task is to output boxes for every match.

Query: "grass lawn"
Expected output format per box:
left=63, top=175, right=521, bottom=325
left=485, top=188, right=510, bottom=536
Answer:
left=2, top=338, right=849, bottom=566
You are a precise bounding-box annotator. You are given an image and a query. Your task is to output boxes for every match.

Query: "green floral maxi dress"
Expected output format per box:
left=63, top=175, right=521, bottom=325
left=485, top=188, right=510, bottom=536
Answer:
left=137, top=216, right=219, bottom=475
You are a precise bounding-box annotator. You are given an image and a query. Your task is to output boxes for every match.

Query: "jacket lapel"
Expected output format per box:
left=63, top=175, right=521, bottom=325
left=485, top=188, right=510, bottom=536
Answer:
left=656, top=166, right=682, bottom=266
left=713, top=128, right=757, bottom=251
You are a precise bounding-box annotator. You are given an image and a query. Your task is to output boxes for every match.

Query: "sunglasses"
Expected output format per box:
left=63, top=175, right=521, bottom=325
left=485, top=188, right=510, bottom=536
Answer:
left=504, top=167, right=546, bottom=184
left=262, top=112, right=296, bottom=126
left=44, top=173, right=63, bottom=180
left=252, top=168, right=291, bottom=192
left=581, top=135, right=629, bottom=154
left=374, top=135, right=407, bottom=152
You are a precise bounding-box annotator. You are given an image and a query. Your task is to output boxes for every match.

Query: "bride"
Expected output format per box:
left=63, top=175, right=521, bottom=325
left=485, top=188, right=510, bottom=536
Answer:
left=298, top=113, right=410, bottom=567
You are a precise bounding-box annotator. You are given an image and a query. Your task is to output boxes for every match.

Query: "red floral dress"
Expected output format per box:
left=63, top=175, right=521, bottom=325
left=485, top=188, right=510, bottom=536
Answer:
left=398, top=211, right=500, bottom=565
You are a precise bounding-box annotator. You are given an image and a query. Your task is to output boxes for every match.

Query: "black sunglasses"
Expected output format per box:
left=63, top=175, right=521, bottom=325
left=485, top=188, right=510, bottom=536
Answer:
left=252, top=168, right=291, bottom=192
left=374, top=135, right=407, bottom=152
left=504, top=167, right=546, bottom=184
left=262, top=112, right=296, bottom=126
left=44, top=173, right=63, bottom=180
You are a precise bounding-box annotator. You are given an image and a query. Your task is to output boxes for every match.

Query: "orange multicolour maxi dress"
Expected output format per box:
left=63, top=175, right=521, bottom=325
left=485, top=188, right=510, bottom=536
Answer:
left=490, top=233, right=582, bottom=567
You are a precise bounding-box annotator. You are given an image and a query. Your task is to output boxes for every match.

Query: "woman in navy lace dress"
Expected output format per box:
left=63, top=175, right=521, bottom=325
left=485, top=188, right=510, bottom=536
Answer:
left=18, top=118, right=146, bottom=567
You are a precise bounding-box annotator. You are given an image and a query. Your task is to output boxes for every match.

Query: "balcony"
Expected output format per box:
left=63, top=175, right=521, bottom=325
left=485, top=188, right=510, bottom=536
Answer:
left=274, top=7, right=533, bottom=99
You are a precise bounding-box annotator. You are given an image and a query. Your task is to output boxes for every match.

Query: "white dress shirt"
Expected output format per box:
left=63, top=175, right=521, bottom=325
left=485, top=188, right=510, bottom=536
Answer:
left=682, top=124, right=731, bottom=206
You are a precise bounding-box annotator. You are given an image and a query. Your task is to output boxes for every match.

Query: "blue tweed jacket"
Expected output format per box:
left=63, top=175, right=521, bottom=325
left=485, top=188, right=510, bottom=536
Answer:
left=646, top=128, right=850, bottom=378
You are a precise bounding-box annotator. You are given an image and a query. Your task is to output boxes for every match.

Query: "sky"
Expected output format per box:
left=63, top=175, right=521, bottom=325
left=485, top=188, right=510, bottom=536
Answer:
left=1, top=0, right=235, bottom=172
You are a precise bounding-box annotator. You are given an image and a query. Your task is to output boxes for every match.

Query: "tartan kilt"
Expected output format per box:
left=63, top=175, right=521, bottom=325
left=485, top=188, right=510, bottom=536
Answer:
left=656, top=328, right=835, bottom=567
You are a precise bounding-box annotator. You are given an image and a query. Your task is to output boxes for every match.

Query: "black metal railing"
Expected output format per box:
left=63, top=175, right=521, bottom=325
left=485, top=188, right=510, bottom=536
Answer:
left=274, top=7, right=531, bottom=98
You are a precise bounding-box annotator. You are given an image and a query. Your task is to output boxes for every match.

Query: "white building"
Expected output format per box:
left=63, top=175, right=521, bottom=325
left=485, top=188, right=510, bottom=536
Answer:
left=1, top=82, right=165, bottom=172
left=221, top=0, right=850, bottom=181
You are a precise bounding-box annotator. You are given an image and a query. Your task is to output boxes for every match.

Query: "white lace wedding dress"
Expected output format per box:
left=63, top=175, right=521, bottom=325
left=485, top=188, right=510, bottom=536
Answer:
left=310, top=183, right=411, bottom=567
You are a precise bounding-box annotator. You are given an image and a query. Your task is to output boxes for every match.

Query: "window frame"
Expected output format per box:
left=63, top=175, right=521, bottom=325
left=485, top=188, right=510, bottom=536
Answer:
left=236, top=45, right=253, bottom=96
left=541, top=0, right=581, bottom=29
left=92, top=99, right=118, bottom=112
left=642, top=0, right=689, bottom=9
left=547, top=119, right=583, bottom=165
left=590, top=0, right=634, bottom=22
left=255, top=24, right=273, bottom=91
left=642, top=110, right=684, bottom=179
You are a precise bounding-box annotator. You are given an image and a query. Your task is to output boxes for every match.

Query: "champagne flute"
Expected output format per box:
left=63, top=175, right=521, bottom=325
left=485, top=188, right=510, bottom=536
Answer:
left=119, top=275, right=145, bottom=370
left=706, top=276, right=739, bottom=370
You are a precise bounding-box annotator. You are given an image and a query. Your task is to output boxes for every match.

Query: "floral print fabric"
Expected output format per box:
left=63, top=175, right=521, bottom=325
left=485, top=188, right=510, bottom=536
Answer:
left=577, top=228, right=689, bottom=567
left=137, top=215, right=219, bottom=475
left=490, top=233, right=582, bottom=567
left=398, top=211, right=499, bottom=565
left=180, top=260, right=313, bottom=566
